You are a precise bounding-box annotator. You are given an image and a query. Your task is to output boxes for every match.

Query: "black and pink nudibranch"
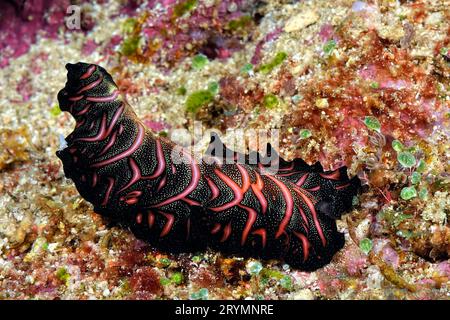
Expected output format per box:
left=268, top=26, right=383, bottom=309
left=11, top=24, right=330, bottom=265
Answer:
left=57, top=62, right=361, bottom=270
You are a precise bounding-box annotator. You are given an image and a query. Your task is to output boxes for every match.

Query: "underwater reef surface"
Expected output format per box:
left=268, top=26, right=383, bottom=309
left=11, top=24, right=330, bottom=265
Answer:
left=0, top=0, right=449, bottom=299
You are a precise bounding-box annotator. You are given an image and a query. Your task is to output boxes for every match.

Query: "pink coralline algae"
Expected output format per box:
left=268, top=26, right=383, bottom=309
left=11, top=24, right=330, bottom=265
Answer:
left=0, top=0, right=71, bottom=68
left=118, top=0, right=258, bottom=67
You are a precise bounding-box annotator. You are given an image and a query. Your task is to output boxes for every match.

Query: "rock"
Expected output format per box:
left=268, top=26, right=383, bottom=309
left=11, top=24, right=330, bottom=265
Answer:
left=284, top=10, right=319, bottom=33
left=289, top=288, right=315, bottom=300
left=377, top=25, right=405, bottom=42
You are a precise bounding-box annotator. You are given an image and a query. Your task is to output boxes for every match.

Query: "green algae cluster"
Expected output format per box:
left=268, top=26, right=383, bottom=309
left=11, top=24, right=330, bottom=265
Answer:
left=299, top=129, right=312, bottom=139
left=50, top=105, right=61, bottom=117
left=173, top=0, right=198, bottom=18
left=191, top=54, right=208, bottom=70
left=120, top=17, right=141, bottom=57
left=400, top=186, right=417, bottom=200
left=259, top=52, right=287, bottom=74
left=263, top=94, right=279, bottom=109
left=185, top=90, right=214, bottom=113
left=359, top=238, right=373, bottom=255
left=227, top=15, right=252, bottom=31
left=56, top=267, right=70, bottom=285
left=121, top=36, right=141, bottom=57
left=323, top=39, right=337, bottom=55
left=364, top=116, right=381, bottom=132
left=185, top=81, right=220, bottom=113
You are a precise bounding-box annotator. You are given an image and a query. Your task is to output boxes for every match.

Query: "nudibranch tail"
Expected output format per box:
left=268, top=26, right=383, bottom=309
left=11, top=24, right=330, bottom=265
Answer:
left=56, top=62, right=361, bottom=270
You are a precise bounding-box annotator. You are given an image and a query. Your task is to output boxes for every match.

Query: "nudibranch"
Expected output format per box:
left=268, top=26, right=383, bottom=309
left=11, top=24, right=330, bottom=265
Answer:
left=57, top=62, right=361, bottom=270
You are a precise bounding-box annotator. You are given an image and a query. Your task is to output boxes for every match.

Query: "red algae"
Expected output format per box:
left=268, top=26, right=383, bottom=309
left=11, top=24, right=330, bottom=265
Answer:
left=129, top=267, right=163, bottom=299
left=0, top=0, right=71, bottom=68
left=118, top=0, right=257, bottom=68
left=287, top=31, right=440, bottom=166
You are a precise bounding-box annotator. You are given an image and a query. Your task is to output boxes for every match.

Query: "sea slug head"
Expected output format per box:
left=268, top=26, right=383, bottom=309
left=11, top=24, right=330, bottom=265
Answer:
left=57, top=62, right=120, bottom=116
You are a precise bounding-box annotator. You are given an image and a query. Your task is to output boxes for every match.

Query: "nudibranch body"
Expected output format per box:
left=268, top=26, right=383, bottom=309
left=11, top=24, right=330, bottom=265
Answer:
left=57, top=62, right=360, bottom=270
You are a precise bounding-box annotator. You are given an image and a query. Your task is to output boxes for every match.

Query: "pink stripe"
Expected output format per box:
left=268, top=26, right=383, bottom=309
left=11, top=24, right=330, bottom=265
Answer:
left=294, top=231, right=310, bottom=262
left=76, top=113, right=107, bottom=142
left=157, top=175, right=167, bottom=192
left=75, top=104, right=91, bottom=116
left=251, top=173, right=267, bottom=214
left=98, top=130, right=117, bottom=156
left=266, top=175, right=294, bottom=239
left=148, top=139, right=166, bottom=178
left=86, top=90, right=119, bottom=102
left=91, top=122, right=144, bottom=168
left=210, top=169, right=243, bottom=212
left=91, top=172, right=97, bottom=187
left=101, top=177, right=115, bottom=206
left=295, top=173, right=309, bottom=187
left=118, top=140, right=166, bottom=193
left=159, top=212, right=174, bottom=237
left=148, top=211, right=155, bottom=228
left=236, top=164, right=251, bottom=191
left=335, top=183, right=350, bottom=190
left=68, top=95, right=83, bottom=101
left=220, top=223, right=232, bottom=242
left=239, top=204, right=257, bottom=246
left=298, top=206, right=309, bottom=229
left=76, top=104, right=124, bottom=142
left=293, top=188, right=326, bottom=246
left=80, top=65, right=96, bottom=79
left=320, top=170, right=341, bottom=180
left=151, top=150, right=200, bottom=208
left=75, top=118, right=86, bottom=128
left=306, top=185, right=320, bottom=192
left=77, top=76, right=103, bottom=94
left=211, top=223, right=221, bottom=234
left=252, top=228, right=267, bottom=248
left=205, top=176, right=220, bottom=201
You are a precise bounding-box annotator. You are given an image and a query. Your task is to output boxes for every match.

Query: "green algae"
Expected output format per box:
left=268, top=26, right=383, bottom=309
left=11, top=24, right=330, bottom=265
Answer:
left=192, top=54, right=208, bottom=70
left=208, top=81, right=219, bottom=94
left=227, top=15, right=252, bottom=31
left=56, top=267, right=70, bottom=285
left=159, top=257, right=171, bottom=268
left=121, top=36, right=141, bottom=57
left=259, top=52, right=287, bottom=74
left=121, top=18, right=137, bottom=34
left=185, top=90, right=214, bottom=113
left=400, top=186, right=417, bottom=200
left=410, top=172, right=421, bottom=184
left=170, top=272, right=184, bottom=285
left=50, top=105, right=61, bottom=117
left=173, top=0, right=197, bottom=18
left=359, top=238, right=373, bottom=254
left=191, top=288, right=208, bottom=300
left=369, top=81, right=380, bottom=89
left=323, top=39, right=337, bottom=55
left=392, top=139, right=404, bottom=152
left=176, top=86, right=187, bottom=96
left=398, top=151, right=416, bottom=168
left=241, top=63, right=253, bottom=74
left=263, top=94, right=279, bottom=109
left=364, top=116, right=381, bottom=132
left=299, top=129, right=312, bottom=139
left=247, top=261, right=263, bottom=275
